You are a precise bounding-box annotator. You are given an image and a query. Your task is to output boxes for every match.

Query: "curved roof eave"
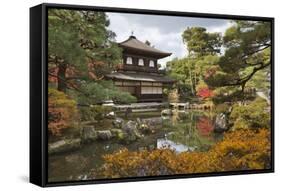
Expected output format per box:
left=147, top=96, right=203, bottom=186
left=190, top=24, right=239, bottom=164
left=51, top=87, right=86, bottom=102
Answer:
left=118, top=36, right=172, bottom=58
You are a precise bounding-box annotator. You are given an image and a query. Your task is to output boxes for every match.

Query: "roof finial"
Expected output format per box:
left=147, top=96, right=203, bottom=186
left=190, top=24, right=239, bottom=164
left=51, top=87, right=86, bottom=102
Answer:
left=129, top=31, right=136, bottom=39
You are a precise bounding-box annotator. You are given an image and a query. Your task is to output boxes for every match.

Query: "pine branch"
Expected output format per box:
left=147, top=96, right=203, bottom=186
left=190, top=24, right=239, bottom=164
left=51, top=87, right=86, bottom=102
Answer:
left=220, top=62, right=270, bottom=87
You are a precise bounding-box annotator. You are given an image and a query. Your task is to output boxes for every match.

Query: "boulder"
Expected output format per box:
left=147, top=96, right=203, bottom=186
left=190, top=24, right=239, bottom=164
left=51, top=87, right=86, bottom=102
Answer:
left=48, top=138, right=81, bottom=155
left=136, top=117, right=142, bottom=126
left=97, top=130, right=112, bottom=140
left=161, top=109, right=173, bottom=116
left=139, top=123, right=152, bottom=134
left=142, top=117, right=162, bottom=126
left=136, top=117, right=161, bottom=134
left=110, top=128, right=125, bottom=140
left=122, top=120, right=142, bottom=142
left=123, top=121, right=139, bottom=135
left=81, top=126, right=97, bottom=143
left=214, top=113, right=228, bottom=132
left=112, top=117, right=124, bottom=129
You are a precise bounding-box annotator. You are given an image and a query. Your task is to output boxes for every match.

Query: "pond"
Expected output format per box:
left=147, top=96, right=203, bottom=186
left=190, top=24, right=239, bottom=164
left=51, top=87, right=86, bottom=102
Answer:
left=48, top=110, right=222, bottom=182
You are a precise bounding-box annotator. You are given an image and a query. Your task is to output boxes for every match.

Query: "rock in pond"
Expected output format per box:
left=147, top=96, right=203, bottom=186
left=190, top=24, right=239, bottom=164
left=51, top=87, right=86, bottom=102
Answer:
left=214, top=113, right=228, bottom=132
left=97, top=130, right=112, bottom=140
left=112, top=117, right=124, bottom=129
left=123, top=120, right=137, bottom=132
left=138, top=123, right=153, bottom=134
left=122, top=120, right=142, bottom=142
left=81, top=126, right=97, bottom=143
left=131, top=117, right=163, bottom=135
left=48, top=138, right=81, bottom=155
left=142, top=117, right=162, bottom=126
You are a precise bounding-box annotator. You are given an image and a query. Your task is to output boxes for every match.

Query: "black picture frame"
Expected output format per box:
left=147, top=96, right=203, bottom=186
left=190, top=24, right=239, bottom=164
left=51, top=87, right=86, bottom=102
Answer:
left=30, top=3, right=275, bottom=187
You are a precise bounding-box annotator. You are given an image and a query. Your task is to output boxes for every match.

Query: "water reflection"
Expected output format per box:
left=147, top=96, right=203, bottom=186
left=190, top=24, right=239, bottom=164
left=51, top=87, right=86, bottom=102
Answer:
left=48, top=110, right=220, bottom=182
left=157, top=138, right=196, bottom=153
left=162, top=111, right=217, bottom=151
left=196, top=116, right=214, bottom=136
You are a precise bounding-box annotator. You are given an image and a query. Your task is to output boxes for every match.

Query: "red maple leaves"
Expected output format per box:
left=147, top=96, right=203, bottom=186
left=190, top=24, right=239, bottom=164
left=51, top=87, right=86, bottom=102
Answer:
left=197, top=87, right=214, bottom=99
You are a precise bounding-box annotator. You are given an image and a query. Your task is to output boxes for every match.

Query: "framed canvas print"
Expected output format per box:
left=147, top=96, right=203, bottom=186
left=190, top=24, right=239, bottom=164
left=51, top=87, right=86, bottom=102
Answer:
left=30, top=3, right=274, bottom=187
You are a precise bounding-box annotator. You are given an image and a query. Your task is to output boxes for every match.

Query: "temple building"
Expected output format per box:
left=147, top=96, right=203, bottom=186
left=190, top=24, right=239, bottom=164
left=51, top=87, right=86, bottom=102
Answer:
left=106, top=35, right=175, bottom=102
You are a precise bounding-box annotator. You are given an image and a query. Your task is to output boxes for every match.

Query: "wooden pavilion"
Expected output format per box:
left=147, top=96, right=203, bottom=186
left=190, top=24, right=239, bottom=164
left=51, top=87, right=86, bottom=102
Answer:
left=106, top=35, right=175, bottom=102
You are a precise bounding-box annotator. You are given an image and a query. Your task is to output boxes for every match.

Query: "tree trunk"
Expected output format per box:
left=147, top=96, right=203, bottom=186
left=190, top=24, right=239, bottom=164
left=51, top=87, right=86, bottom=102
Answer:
left=57, top=63, right=67, bottom=92
left=194, top=71, right=197, bottom=95
left=189, top=70, right=195, bottom=96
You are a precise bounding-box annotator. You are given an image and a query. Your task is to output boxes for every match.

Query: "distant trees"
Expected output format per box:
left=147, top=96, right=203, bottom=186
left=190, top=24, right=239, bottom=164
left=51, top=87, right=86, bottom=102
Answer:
left=168, top=21, right=271, bottom=102
left=167, top=27, right=221, bottom=99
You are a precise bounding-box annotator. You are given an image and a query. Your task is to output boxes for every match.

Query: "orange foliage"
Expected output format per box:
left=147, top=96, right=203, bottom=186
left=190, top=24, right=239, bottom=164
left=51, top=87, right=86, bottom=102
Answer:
left=196, top=80, right=214, bottom=99
left=94, top=129, right=271, bottom=178
left=197, top=87, right=214, bottom=99
left=48, top=88, right=78, bottom=136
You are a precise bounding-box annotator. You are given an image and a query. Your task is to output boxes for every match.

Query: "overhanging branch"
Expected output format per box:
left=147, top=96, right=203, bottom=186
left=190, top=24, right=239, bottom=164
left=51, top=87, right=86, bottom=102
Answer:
left=219, top=62, right=270, bottom=88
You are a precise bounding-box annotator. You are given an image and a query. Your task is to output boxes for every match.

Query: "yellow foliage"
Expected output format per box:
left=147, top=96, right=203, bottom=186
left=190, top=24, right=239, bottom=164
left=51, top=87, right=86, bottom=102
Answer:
left=48, top=88, right=78, bottom=136
left=94, top=129, right=271, bottom=178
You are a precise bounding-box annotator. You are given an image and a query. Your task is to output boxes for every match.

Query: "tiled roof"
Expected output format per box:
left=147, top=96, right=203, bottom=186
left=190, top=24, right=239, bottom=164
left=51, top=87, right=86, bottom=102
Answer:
left=119, top=36, right=172, bottom=58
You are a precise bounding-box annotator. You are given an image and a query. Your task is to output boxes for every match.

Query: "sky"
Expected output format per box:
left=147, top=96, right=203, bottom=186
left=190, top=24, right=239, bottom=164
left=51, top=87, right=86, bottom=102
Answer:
left=107, top=12, right=233, bottom=68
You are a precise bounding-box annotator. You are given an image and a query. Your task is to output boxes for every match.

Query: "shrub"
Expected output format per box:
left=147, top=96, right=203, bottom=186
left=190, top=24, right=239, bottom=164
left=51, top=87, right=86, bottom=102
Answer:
left=78, top=81, right=137, bottom=104
left=79, top=105, right=113, bottom=122
left=209, top=128, right=271, bottom=171
left=93, top=128, right=271, bottom=178
left=230, top=98, right=270, bottom=129
left=113, top=91, right=137, bottom=104
left=48, top=88, right=78, bottom=136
